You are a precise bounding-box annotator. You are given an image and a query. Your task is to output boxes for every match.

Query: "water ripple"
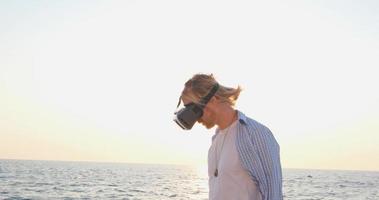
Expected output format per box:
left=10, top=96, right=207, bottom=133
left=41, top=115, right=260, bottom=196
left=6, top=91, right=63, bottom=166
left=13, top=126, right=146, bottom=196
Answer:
left=0, top=160, right=378, bottom=199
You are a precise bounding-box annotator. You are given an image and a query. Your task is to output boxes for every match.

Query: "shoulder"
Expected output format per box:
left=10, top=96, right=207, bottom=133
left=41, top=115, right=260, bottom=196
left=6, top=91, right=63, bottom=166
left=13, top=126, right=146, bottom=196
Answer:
left=237, top=111, right=278, bottom=147
left=237, top=110, right=271, bottom=134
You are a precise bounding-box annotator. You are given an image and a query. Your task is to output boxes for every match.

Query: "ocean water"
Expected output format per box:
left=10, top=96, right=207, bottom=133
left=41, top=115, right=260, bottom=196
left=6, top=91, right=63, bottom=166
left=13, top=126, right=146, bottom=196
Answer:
left=0, top=160, right=378, bottom=200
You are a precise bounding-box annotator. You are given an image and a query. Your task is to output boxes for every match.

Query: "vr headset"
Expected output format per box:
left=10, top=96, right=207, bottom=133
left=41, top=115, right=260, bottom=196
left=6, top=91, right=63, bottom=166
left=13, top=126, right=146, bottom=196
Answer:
left=173, top=83, right=219, bottom=130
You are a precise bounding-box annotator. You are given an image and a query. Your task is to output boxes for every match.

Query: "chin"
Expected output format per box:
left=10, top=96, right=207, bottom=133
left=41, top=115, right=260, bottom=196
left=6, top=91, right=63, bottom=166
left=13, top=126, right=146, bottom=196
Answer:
left=206, top=124, right=215, bottom=129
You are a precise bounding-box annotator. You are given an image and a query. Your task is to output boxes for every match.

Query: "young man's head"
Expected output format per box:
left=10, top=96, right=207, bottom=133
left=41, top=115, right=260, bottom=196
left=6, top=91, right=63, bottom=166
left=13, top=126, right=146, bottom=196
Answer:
left=180, top=73, right=242, bottom=129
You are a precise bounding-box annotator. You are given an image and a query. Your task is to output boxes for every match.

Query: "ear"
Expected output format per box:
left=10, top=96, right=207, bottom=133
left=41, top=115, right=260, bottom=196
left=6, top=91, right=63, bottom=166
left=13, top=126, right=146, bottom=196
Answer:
left=205, top=96, right=219, bottom=113
left=207, top=96, right=218, bottom=107
left=211, top=95, right=220, bottom=103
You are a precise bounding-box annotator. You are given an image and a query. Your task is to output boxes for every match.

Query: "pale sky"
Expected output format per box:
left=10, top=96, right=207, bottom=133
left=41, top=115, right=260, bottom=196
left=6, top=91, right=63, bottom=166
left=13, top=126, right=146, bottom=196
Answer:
left=1, top=0, right=378, bottom=171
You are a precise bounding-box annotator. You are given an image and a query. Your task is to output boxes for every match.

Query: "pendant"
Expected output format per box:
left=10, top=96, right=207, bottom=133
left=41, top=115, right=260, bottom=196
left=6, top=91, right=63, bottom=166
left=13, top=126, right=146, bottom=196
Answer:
left=214, top=169, right=218, bottom=177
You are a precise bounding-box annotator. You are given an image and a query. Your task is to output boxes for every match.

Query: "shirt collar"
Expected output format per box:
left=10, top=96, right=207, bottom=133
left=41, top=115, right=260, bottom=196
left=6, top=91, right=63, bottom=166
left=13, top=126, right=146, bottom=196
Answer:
left=237, top=110, right=248, bottom=125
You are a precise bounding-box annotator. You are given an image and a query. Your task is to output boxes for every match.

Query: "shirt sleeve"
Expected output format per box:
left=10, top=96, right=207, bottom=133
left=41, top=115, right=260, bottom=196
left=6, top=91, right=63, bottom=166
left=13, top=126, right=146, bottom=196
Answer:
left=238, top=122, right=283, bottom=200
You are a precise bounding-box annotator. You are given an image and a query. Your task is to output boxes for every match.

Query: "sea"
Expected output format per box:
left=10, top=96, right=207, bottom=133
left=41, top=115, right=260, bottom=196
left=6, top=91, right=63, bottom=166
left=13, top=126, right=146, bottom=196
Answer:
left=0, top=159, right=378, bottom=200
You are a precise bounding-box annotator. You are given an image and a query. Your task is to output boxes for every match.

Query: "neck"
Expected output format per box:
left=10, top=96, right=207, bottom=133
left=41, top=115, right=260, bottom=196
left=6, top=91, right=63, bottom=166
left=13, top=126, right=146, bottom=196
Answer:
left=216, top=105, right=237, bottom=130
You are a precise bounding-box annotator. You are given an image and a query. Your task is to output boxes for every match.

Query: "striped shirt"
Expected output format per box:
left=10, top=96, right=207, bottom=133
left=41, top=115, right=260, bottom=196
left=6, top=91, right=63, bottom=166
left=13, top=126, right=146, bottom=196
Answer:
left=212, top=110, right=283, bottom=200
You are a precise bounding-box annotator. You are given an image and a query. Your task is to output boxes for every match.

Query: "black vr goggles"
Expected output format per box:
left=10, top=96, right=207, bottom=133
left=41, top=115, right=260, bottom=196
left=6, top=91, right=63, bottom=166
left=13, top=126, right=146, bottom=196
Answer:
left=173, top=83, right=219, bottom=130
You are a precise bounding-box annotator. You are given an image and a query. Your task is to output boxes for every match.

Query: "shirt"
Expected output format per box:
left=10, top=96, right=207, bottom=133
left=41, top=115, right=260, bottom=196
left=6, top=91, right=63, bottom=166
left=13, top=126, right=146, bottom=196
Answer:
left=211, top=110, right=283, bottom=200
left=208, top=120, right=262, bottom=200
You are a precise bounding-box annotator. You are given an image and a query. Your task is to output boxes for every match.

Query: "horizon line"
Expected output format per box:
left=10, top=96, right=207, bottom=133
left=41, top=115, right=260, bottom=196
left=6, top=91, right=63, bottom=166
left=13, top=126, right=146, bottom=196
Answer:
left=1, top=158, right=378, bottom=173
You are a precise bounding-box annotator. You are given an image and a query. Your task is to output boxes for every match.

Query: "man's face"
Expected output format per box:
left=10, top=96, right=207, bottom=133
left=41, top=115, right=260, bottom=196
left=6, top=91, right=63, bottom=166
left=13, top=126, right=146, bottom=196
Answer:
left=182, top=97, right=216, bottom=130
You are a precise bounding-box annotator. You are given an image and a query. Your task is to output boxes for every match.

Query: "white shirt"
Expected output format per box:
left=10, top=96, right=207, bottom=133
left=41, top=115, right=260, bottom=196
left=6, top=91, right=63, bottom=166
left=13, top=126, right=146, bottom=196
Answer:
left=208, top=120, right=262, bottom=200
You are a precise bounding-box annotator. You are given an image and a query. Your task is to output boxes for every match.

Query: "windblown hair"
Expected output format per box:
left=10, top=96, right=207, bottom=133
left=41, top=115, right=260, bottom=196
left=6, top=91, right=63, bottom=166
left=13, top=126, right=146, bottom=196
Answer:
left=181, top=73, right=242, bottom=107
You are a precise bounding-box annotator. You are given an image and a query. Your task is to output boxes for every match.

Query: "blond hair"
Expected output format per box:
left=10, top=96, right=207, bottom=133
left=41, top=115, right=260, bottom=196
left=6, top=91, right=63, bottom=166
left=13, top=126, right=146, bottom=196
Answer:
left=181, top=73, right=242, bottom=106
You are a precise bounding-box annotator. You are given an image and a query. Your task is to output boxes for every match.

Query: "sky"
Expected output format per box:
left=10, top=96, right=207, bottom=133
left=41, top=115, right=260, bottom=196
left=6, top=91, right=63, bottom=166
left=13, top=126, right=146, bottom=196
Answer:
left=1, top=0, right=378, bottom=171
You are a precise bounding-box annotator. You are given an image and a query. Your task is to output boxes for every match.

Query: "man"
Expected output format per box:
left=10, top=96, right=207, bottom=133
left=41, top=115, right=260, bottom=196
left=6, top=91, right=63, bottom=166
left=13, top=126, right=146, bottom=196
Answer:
left=174, top=74, right=283, bottom=200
